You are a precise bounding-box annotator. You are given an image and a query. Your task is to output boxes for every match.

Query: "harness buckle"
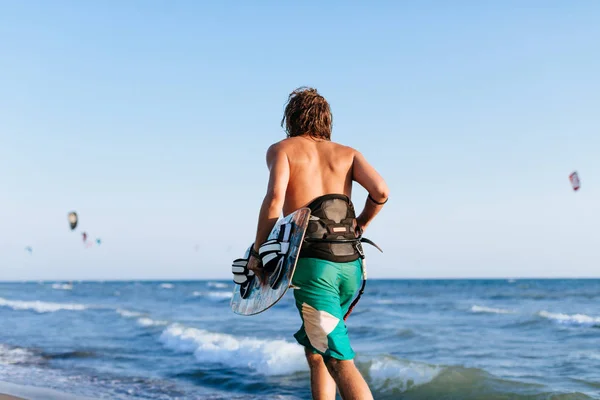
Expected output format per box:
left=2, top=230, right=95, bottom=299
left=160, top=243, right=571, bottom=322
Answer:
left=354, top=241, right=365, bottom=259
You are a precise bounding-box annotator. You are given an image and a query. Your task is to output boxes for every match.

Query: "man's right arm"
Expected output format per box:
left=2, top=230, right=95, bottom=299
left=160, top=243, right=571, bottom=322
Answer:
left=351, top=150, right=389, bottom=233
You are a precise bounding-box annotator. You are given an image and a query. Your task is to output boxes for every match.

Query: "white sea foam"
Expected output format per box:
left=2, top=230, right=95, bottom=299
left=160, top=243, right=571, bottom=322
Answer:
left=0, top=297, right=87, bottom=313
left=159, top=323, right=307, bottom=375
left=0, top=345, right=37, bottom=365
left=364, top=355, right=442, bottom=392
left=471, top=305, right=514, bottom=314
left=539, top=311, right=600, bottom=326
left=207, top=282, right=228, bottom=289
left=51, top=283, right=73, bottom=291
left=116, top=309, right=168, bottom=327
left=137, top=317, right=169, bottom=327
left=116, top=308, right=143, bottom=318
left=207, top=291, right=232, bottom=299
left=160, top=283, right=174, bottom=289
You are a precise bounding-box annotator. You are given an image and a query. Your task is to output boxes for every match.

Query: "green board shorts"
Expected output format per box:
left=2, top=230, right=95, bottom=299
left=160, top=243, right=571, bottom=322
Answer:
left=291, top=257, right=363, bottom=361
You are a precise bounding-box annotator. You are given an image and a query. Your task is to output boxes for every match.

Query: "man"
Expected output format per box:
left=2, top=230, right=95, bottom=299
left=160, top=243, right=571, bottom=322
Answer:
left=240, top=87, right=388, bottom=400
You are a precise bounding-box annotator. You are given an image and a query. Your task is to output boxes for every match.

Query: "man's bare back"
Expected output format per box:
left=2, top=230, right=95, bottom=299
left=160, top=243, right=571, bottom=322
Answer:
left=271, top=136, right=355, bottom=216
left=263, top=134, right=388, bottom=234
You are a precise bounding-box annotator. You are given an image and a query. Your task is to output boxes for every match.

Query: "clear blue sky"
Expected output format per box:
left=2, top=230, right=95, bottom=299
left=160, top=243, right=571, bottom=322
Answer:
left=1, top=1, right=598, bottom=280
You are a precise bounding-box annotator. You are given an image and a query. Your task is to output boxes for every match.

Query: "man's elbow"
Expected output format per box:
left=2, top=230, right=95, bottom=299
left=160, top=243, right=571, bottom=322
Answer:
left=372, top=183, right=389, bottom=203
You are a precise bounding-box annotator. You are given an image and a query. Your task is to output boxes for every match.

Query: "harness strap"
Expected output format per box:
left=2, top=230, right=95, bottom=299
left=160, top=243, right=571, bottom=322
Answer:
left=344, top=247, right=369, bottom=321
left=344, top=279, right=366, bottom=321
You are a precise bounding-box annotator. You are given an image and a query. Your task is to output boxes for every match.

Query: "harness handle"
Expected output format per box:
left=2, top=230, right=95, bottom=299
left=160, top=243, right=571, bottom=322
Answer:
left=303, top=237, right=383, bottom=253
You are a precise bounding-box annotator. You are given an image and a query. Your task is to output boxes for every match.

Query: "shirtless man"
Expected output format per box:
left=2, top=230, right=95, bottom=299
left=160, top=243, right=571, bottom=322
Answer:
left=242, top=87, right=388, bottom=400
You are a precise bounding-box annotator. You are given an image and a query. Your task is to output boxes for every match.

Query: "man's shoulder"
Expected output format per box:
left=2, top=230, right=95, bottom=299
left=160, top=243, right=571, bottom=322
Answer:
left=265, top=140, right=289, bottom=164
left=335, top=142, right=357, bottom=153
left=328, top=141, right=358, bottom=158
left=266, top=139, right=287, bottom=155
left=266, top=137, right=357, bottom=158
left=266, top=137, right=298, bottom=154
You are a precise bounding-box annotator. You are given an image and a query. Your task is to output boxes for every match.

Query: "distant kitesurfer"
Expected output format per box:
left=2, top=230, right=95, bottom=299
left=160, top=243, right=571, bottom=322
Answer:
left=237, top=87, right=389, bottom=399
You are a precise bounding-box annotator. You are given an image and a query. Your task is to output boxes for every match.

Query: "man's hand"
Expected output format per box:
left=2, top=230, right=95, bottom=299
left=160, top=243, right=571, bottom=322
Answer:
left=247, top=254, right=267, bottom=285
left=355, top=217, right=367, bottom=237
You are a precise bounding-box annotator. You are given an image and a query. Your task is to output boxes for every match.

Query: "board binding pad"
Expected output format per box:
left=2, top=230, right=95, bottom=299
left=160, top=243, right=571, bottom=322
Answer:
left=230, top=207, right=310, bottom=316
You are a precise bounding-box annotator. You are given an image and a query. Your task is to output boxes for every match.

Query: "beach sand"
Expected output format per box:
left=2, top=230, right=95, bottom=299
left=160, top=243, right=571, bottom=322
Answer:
left=0, top=395, right=25, bottom=400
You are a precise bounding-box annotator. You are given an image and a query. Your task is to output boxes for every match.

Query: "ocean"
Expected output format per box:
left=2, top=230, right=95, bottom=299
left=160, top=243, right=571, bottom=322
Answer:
left=0, top=279, right=598, bottom=399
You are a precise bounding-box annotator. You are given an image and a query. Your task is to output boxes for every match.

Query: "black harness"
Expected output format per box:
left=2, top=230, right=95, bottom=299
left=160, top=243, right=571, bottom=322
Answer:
left=300, top=194, right=382, bottom=320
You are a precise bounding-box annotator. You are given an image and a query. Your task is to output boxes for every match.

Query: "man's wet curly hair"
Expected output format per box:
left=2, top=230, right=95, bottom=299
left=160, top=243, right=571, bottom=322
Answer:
left=281, top=87, right=332, bottom=141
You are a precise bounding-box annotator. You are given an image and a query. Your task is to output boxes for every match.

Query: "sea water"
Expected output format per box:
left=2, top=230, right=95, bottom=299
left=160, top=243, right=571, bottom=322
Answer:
left=0, top=279, right=598, bottom=399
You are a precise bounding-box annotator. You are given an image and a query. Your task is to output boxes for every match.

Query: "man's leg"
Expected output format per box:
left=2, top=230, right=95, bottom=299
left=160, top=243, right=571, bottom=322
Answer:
left=325, top=358, right=373, bottom=400
left=304, top=347, right=337, bottom=400
left=292, top=258, right=371, bottom=399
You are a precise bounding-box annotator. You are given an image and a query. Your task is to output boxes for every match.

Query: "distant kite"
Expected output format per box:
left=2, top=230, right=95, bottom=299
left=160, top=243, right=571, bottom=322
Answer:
left=96, top=238, right=102, bottom=245
left=82, top=232, right=88, bottom=242
left=569, top=171, right=581, bottom=191
left=25, top=246, right=32, bottom=254
left=68, top=212, right=78, bottom=230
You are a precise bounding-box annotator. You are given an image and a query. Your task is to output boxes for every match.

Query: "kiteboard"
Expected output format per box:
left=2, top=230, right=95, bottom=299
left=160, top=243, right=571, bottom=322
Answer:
left=230, top=207, right=310, bottom=316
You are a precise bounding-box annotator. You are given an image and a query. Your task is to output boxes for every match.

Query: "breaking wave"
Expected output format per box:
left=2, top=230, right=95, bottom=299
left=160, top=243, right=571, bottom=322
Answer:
left=0, top=344, right=39, bottom=365
left=361, top=355, right=442, bottom=393
left=137, top=317, right=169, bottom=327
left=159, top=323, right=307, bottom=376
left=538, top=311, right=600, bottom=327
left=0, top=297, right=87, bottom=313
left=192, top=291, right=232, bottom=300
left=207, top=282, right=228, bottom=289
left=51, top=283, right=73, bottom=291
left=471, top=305, right=514, bottom=314
left=115, top=308, right=167, bottom=327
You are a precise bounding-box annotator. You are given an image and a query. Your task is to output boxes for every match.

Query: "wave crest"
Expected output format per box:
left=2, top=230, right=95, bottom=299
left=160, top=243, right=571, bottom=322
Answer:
left=137, top=317, right=169, bottom=327
left=471, top=305, right=514, bottom=314
left=539, top=311, right=600, bottom=327
left=207, top=282, right=228, bottom=289
left=51, top=283, right=73, bottom=291
left=159, top=323, right=306, bottom=376
left=115, top=309, right=168, bottom=327
left=361, top=355, right=442, bottom=394
left=116, top=308, right=143, bottom=318
left=0, top=344, right=39, bottom=365
left=192, top=291, right=232, bottom=300
left=0, top=297, right=87, bottom=313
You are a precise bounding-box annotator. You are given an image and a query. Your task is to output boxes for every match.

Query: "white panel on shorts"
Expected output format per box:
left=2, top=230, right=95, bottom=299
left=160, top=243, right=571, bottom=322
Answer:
left=301, top=302, right=340, bottom=353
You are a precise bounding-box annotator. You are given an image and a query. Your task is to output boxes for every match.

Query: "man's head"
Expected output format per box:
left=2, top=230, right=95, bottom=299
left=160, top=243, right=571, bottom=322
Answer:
left=281, top=87, right=332, bottom=141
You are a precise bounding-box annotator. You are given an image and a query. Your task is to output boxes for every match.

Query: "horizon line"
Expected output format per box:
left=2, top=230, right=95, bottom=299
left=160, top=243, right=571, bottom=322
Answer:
left=2, top=277, right=600, bottom=283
